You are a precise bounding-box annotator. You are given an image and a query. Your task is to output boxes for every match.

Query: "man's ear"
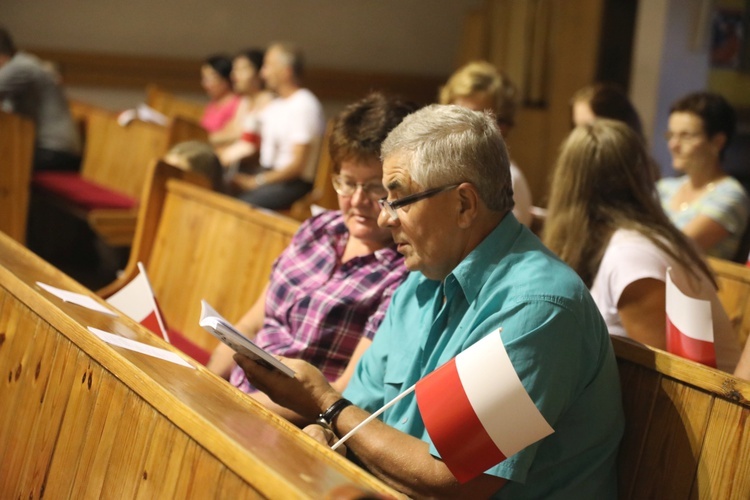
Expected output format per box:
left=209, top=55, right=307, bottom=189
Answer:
left=456, top=183, right=480, bottom=228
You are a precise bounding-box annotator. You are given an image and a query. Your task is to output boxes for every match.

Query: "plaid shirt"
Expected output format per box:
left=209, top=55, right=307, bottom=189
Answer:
left=231, top=210, right=408, bottom=392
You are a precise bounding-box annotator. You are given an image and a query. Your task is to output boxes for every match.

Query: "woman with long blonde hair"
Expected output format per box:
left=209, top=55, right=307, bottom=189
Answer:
left=544, top=119, right=741, bottom=372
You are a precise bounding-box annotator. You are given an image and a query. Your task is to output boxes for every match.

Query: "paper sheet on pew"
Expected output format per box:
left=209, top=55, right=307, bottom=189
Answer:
left=36, top=282, right=117, bottom=316
left=88, top=327, right=194, bottom=369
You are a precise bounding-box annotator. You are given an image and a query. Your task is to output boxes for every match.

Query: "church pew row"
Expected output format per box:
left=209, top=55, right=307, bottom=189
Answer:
left=0, top=111, right=35, bottom=245
left=99, top=178, right=301, bottom=358
left=0, top=231, right=399, bottom=498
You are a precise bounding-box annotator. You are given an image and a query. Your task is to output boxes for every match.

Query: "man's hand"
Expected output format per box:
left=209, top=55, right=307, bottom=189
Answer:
left=231, top=172, right=257, bottom=192
left=303, top=424, right=347, bottom=456
left=234, top=354, right=341, bottom=420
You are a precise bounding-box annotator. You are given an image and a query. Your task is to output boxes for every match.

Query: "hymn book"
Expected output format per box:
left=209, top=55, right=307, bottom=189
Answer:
left=199, top=300, right=295, bottom=377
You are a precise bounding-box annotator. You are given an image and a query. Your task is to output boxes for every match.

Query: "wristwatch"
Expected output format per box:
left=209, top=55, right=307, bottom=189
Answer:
left=317, top=398, right=353, bottom=430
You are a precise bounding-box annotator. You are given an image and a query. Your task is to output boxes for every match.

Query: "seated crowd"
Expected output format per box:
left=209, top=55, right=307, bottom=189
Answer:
left=5, top=20, right=750, bottom=496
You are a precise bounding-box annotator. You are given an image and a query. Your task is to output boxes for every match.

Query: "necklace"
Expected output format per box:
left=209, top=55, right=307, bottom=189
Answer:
left=679, top=181, right=716, bottom=211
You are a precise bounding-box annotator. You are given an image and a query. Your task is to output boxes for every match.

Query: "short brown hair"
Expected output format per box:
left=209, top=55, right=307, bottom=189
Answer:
left=329, top=92, right=417, bottom=172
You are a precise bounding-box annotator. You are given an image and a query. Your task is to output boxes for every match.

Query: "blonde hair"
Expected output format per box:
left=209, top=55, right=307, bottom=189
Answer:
left=543, top=119, right=714, bottom=288
left=439, top=61, right=518, bottom=126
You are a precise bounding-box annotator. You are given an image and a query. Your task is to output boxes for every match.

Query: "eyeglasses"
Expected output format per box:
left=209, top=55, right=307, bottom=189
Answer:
left=332, top=175, right=388, bottom=200
left=378, top=183, right=461, bottom=220
left=664, top=131, right=704, bottom=143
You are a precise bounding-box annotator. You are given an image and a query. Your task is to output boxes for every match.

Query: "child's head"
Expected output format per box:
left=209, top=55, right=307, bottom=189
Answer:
left=164, top=141, right=224, bottom=192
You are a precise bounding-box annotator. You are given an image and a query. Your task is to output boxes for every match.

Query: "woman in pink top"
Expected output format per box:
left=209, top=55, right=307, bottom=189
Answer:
left=199, top=54, right=240, bottom=133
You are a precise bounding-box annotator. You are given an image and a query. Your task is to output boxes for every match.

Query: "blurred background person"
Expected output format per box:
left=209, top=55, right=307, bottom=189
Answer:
left=231, top=42, right=325, bottom=210
left=439, top=61, right=533, bottom=226
left=543, top=119, right=741, bottom=372
left=199, top=54, right=240, bottom=136
left=213, top=49, right=272, bottom=165
left=164, top=140, right=225, bottom=192
left=657, top=91, right=750, bottom=261
left=0, top=26, right=81, bottom=171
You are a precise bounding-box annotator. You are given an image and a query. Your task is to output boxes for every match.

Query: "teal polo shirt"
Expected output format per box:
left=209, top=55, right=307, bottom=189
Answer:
left=344, top=214, right=624, bottom=499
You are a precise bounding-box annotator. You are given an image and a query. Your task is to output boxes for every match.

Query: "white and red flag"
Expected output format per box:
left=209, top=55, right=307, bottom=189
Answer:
left=415, top=329, right=554, bottom=483
left=665, top=267, right=716, bottom=367
left=106, top=262, right=170, bottom=342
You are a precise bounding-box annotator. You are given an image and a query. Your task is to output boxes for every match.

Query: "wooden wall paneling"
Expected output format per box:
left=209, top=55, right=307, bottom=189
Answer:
left=34, top=48, right=444, bottom=107
left=133, top=418, right=196, bottom=499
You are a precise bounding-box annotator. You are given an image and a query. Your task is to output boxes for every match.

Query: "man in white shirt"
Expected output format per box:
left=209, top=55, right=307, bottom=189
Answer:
left=232, top=42, right=325, bottom=210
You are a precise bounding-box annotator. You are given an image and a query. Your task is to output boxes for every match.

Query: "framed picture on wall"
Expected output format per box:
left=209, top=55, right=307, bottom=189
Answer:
left=711, top=4, right=750, bottom=71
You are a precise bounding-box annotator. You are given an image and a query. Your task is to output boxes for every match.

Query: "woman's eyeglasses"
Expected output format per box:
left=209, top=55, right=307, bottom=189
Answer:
left=332, top=176, right=388, bottom=200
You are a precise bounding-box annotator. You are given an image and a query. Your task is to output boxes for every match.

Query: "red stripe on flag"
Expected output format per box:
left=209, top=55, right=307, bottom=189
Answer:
left=416, top=359, right=507, bottom=483
left=666, top=318, right=717, bottom=368
left=140, top=311, right=165, bottom=340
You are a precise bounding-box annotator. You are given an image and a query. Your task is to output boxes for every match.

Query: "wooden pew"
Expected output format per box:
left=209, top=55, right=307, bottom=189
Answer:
left=0, top=231, right=399, bottom=498
left=32, top=109, right=208, bottom=248
left=614, top=335, right=750, bottom=499
left=146, top=84, right=206, bottom=123
left=99, top=179, right=301, bottom=358
left=708, top=256, right=750, bottom=348
left=286, top=119, right=339, bottom=221
left=0, top=111, right=35, bottom=244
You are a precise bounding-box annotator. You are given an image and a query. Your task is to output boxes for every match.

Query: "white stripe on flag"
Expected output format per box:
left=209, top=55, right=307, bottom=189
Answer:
left=106, top=271, right=152, bottom=322
left=666, top=268, right=713, bottom=343
left=455, top=330, right=554, bottom=458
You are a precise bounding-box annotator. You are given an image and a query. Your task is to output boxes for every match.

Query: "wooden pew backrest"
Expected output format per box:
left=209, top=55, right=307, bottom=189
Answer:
left=81, top=109, right=170, bottom=199
left=614, top=335, right=750, bottom=499
left=103, top=180, right=300, bottom=352
left=708, top=256, right=750, bottom=348
left=0, top=111, right=35, bottom=244
left=147, top=84, right=206, bottom=123
left=0, top=231, right=398, bottom=498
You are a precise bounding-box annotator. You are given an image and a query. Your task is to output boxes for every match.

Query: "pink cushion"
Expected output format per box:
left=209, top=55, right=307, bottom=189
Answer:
left=32, top=171, right=137, bottom=210
left=168, top=329, right=212, bottom=366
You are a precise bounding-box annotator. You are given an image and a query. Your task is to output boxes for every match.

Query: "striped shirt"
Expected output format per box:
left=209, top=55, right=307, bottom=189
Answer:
left=230, top=210, right=408, bottom=393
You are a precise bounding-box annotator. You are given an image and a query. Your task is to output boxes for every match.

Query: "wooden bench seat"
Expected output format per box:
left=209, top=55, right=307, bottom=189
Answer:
left=32, top=108, right=208, bottom=247
left=0, top=111, right=35, bottom=245
left=0, top=230, right=399, bottom=498
left=99, top=178, right=301, bottom=359
left=614, top=335, right=750, bottom=498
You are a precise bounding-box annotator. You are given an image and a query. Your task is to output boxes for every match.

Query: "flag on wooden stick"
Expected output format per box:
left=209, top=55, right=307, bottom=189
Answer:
left=665, top=267, right=716, bottom=367
left=415, top=329, right=554, bottom=483
left=106, top=262, right=170, bottom=342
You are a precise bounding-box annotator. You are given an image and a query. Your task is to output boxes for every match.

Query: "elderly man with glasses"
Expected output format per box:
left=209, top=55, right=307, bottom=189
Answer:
left=236, top=105, right=624, bottom=498
left=207, top=93, right=413, bottom=424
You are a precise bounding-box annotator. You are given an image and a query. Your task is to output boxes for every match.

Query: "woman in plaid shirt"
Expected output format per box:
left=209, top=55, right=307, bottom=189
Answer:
left=208, top=93, right=415, bottom=424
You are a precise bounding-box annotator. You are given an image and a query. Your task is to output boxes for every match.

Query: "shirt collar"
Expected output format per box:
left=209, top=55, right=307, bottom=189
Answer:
left=416, top=212, right=522, bottom=303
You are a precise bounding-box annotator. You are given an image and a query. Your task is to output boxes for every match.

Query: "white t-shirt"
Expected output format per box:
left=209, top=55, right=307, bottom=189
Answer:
left=510, top=162, right=533, bottom=226
left=259, top=88, right=325, bottom=182
left=590, top=229, right=741, bottom=372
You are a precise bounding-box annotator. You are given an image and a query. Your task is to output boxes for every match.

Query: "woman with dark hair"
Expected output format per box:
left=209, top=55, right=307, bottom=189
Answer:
left=543, top=119, right=741, bottom=372
left=215, top=49, right=273, bottom=166
left=658, top=91, right=750, bottom=260
left=199, top=54, right=240, bottom=134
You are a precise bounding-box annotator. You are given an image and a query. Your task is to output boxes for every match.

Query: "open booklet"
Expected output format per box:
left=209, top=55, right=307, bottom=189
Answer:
left=199, top=300, right=295, bottom=378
